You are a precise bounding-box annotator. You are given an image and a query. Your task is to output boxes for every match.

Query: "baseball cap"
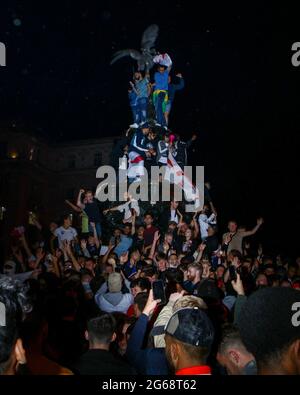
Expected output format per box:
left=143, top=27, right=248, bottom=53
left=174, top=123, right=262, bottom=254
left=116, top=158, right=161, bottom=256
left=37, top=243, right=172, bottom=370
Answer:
left=165, top=307, right=214, bottom=348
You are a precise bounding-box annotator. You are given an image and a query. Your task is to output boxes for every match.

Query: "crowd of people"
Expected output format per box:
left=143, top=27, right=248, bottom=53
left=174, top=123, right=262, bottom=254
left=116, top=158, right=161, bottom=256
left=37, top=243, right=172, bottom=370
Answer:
left=1, top=187, right=300, bottom=375
left=1, top=60, right=300, bottom=377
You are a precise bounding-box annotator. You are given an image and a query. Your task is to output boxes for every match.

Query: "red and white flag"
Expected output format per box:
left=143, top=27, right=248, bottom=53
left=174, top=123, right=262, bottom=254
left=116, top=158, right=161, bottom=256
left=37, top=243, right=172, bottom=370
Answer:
left=164, top=152, right=201, bottom=209
left=127, top=151, right=145, bottom=180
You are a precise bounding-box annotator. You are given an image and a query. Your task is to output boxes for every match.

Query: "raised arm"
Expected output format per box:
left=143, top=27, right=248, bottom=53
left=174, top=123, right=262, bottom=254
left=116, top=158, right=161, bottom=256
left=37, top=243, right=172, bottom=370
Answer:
left=65, top=241, right=81, bottom=272
left=90, top=222, right=100, bottom=249
left=195, top=243, right=206, bottom=263
left=176, top=210, right=184, bottom=235
left=76, top=189, right=86, bottom=210
left=80, top=239, right=91, bottom=258
left=149, top=231, right=160, bottom=260
left=174, top=73, right=185, bottom=90
left=19, top=234, right=33, bottom=259
left=131, top=211, right=136, bottom=236
left=65, top=199, right=83, bottom=213
left=103, top=203, right=121, bottom=215
left=102, top=241, right=115, bottom=265
left=241, top=218, right=264, bottom=237
left=129, top=81, right=139, bottom=95
left=191, top=211, right=200, bottom=238
left=209, top=201, right=217, bottom=218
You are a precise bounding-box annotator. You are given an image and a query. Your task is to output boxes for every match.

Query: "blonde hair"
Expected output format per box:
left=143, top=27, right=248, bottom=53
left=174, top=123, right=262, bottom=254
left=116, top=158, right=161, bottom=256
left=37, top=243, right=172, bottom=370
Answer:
left=173, top=295, right=207, bottom=312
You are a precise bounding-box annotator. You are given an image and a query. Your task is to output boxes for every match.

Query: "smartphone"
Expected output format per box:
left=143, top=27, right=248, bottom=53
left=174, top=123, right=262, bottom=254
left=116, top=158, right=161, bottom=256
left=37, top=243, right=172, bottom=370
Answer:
left=229, top=265, right=237, bottom=281
left=152, top=280, right=167, bottom=305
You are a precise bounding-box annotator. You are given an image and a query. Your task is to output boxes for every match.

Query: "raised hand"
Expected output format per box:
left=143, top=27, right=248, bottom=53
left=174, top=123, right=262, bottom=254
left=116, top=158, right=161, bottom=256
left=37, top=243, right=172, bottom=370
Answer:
left=119, top=251, right=129, bottom=265
left=257, top=217, right=264, bottom=226
left=36, top=249, right=45, bottom=261
left=224, top=234, right=232, bottom=244
left=153, top=231, right=160, bottom=243
left=143, top=289, right=160, bottom=317
left=198, top=243, right=207, bottom=252
left=108, top=239, right=115, bottom=250
left=231, top=273, right=245, bottom=296
left=232, top=256, right=239, bottom=268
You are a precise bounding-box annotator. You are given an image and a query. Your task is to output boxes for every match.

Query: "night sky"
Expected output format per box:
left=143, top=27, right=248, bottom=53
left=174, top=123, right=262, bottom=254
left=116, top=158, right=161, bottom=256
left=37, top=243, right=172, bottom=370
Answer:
left=0, top=2, right=299, bottom=256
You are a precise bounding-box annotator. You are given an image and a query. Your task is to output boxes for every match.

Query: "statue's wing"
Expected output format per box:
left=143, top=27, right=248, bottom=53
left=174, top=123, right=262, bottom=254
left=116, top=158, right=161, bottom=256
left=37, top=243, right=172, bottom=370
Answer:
left=141, top=24, right=159, bottom=50
left=110, top=49, right=142, bottom=65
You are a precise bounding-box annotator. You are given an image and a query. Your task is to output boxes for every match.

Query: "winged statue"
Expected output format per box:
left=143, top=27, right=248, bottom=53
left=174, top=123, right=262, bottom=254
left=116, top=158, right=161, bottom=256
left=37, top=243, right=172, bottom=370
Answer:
left=111, top=24, right=159, bottom=72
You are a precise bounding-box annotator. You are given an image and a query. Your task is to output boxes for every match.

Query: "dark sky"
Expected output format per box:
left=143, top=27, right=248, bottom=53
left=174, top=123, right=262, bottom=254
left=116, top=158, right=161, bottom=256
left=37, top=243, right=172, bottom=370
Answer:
left=0, top=1, right=280, bottom=138
left=0, top=2, right=299, bottom=256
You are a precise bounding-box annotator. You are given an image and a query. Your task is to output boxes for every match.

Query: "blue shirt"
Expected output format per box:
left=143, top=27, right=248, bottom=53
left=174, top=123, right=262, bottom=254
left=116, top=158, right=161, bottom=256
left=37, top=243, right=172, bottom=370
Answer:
left=123, top=261, right=137, bottom=279
left=114, top=235, right=133, bottom=257
left=135, top=78, right=149, bottom=99
left=126, top=314, right=169, bottom=375
left=154, top=70, right=169, bottom=91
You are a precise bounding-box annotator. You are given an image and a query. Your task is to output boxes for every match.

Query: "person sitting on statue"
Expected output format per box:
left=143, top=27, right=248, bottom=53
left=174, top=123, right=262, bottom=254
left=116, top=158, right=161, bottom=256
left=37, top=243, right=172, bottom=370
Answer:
left=152, top=61, right=172, bottom=129
left=127, top=123, right=151, bottom=183
left=130, top=71, right=151, bottom=129
left=164, top=73, right=185, bottom=126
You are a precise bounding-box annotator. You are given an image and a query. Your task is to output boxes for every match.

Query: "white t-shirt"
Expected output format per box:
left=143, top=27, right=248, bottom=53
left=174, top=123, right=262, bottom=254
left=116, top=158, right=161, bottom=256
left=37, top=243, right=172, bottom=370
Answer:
left=198, top=213, right=217, bottom=240
left=117, top=199, right=140, bottom=222
left=54, top=226, right=77, bottom=247
left=170, top=209, right=179, bottom=224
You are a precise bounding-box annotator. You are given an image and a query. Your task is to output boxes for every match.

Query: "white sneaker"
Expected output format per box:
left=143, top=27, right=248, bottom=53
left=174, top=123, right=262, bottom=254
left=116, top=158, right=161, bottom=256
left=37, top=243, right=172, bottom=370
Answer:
left=155, top=122, right=161, bottom=127
left=130, top=123, right=139, bottom=129
left=164, top=126, right=168, bottom=130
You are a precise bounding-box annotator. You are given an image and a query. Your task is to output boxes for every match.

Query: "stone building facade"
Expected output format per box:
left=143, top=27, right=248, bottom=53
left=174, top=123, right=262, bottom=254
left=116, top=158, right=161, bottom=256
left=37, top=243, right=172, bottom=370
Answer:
left=0, top=127, right=117, bottom=254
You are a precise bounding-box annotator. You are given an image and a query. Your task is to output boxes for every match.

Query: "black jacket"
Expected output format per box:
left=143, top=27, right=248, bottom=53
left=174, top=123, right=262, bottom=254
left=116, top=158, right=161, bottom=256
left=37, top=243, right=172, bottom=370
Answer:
left=73, top=349, right=136, bottom=375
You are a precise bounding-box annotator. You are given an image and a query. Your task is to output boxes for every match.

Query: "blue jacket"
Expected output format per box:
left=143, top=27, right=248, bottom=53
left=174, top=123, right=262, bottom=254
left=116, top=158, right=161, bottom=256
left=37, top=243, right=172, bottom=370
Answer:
left=129, top=130, right=149, bottom=157
left=126, top=313, right=169, bottom=375
left=168, top=78, right=185, bottom=102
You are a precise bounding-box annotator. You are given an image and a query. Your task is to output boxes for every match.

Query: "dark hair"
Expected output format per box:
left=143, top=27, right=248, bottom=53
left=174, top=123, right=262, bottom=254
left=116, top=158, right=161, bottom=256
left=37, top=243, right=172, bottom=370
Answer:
left=141, top=267, right=157, bottom=277
left=134, top=292, right=149, bottom=313
left=0, top=278, right=31, bottom=371
left=237, top=287, right=300, bottom=367
left=156, top=252, right=167, bottom=261
left=230, top=250, right=243, bottom=262
left=218, top=324, right=248, bottom=355
left=61, top=214, right=71, bottom=222
left=130, top=278, right=151, bottom=291
left=165, top=269, right=183, bottom=285
left=169, top=334, right=210, bottom=362
left=87, top=314, right=116, bottom=346
left=144, top=212, right=154, bottom=219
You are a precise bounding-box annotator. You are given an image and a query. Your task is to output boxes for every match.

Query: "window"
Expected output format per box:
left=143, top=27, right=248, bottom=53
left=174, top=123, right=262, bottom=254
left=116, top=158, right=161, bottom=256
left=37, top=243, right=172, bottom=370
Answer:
left=94, top=152, right=102, bottom=167
left=68, top=155, right=76, bottom=169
